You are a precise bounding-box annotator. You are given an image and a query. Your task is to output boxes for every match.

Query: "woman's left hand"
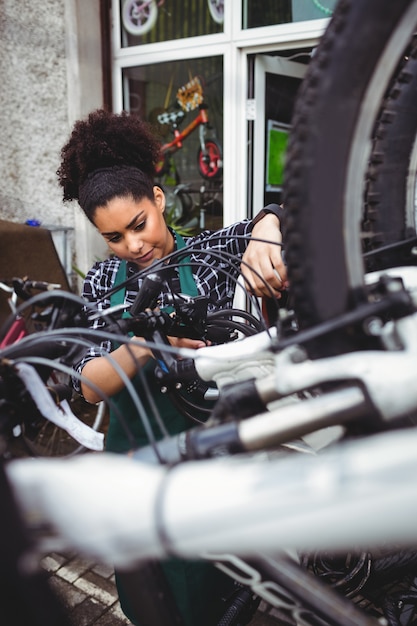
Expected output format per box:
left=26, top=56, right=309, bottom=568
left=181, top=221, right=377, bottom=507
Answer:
left=168, top=336, right=208, bottom=350
left=241, top=213, right=288, bottom=298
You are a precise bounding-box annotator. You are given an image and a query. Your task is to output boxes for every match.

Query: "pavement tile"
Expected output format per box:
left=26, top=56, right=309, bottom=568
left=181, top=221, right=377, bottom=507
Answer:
left=57, top=564, right=86, bottom=584
left=83, top=569, right=119, bottom=602
left=48, top=575, right=87, bottom=609
left=41, top=553, right=68, bottom=573
left=92, top=562, right=115, bottom=579
left=74, top=576, right=118, bottom=607
left=68, top=597, right=108, bottom=626
left=94, top=605, right=134, bottom=625
left=41, top=551, right=280, bottom=625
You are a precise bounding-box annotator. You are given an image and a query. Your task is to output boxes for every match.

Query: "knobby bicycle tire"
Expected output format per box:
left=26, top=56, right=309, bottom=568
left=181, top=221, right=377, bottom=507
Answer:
left=283, top=0, right=417, bottom=356
left=364, top=35, right=417, bottom=254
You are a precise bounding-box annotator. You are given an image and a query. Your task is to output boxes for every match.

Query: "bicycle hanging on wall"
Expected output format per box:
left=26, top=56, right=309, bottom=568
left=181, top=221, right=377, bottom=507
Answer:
left=155, top=75, right=223, bottom=183
left=155, top=75, right=223, bottom=230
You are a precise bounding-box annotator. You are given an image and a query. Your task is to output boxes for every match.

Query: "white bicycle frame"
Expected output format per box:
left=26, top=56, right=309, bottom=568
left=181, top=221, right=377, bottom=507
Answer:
left=6, top=265, right=417, bottom=571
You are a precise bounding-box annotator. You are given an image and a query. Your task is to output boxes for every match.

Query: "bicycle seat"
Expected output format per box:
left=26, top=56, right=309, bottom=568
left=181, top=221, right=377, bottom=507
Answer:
left=157, top=110, right=185, bottom=127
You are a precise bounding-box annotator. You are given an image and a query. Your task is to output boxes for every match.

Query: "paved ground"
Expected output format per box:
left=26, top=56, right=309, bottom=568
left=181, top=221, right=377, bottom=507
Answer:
left=41, top=552, right=133, bottom=626
left=41, top=551, right=282, bottom=625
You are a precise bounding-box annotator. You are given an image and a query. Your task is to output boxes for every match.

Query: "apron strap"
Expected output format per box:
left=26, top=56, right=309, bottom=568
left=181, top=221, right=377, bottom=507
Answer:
left=111, top=261, right=128, bottom=308
left=175, top=231, right=199, bottom=297
left=110, top=230, right=198, bottom=309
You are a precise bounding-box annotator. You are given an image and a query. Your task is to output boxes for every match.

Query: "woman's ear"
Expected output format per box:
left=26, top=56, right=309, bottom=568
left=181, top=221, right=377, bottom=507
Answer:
left=153, top=186, right=166, bottom=213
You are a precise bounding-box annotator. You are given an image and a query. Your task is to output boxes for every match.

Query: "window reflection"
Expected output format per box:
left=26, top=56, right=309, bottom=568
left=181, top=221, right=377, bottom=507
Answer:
left=123, top=58, right=224, bottom=232
left=242, top=0, right=336, bottom=29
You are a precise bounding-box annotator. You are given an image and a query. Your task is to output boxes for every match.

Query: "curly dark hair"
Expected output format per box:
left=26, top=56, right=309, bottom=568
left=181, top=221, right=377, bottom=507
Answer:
left=57, top=109, right=162, bottom=203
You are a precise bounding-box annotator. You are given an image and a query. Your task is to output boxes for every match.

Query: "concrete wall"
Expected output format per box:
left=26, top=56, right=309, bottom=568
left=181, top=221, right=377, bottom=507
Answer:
left=0, top=0, right=108, bottom=288
left=0, top=0, right=68, bottom=225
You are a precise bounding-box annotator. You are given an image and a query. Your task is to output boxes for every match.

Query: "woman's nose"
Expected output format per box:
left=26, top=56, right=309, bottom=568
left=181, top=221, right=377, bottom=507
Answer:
left=126, top=232, right=143, bottom=253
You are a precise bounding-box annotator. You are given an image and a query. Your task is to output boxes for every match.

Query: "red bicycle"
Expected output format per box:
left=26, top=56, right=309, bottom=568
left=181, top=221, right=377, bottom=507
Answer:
left=155, top=76, right=223, bottom=182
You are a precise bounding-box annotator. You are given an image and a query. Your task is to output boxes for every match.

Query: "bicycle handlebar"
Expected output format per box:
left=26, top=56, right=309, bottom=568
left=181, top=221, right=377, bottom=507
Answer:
left=132, top=384, right=370, bottom=464
left=0, top=277, right=62, bottom=300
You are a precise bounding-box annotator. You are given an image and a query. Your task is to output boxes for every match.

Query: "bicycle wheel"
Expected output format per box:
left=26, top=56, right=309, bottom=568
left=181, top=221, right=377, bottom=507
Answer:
left=22, top=392, right=106, bottom=458
left=198, top=138, right=223, bottom=180
left=122, top=0, right=158, bottom=36
left=207, top=0, right=224, bottom=24
left=364, top=35, right=417, bottom=254
left=283, top=0, right=417, bottom=355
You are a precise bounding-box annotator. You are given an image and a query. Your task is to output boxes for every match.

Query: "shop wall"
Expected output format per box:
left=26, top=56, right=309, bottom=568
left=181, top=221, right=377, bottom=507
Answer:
left=0, top=0, right=69, bottom=226
left=0, top=0, right=108, bottom=287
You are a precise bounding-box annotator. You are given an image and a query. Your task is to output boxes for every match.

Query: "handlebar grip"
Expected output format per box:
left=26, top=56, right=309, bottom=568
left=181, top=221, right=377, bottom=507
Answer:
left=29, top=280, right=61, bottom=291
left=12, top=278, right=59, bottom=300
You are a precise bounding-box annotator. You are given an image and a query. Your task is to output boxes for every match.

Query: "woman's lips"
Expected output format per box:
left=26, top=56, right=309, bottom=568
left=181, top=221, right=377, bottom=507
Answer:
left=135, top=250, right=154, bottom=264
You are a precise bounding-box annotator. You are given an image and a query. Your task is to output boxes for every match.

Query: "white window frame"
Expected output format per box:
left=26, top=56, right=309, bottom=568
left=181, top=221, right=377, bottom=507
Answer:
left=111, top=0, right=329, bottom=225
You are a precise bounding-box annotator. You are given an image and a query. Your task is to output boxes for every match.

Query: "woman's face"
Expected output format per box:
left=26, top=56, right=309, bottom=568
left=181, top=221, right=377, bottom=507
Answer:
left=93, top=186, right=174, bottom=269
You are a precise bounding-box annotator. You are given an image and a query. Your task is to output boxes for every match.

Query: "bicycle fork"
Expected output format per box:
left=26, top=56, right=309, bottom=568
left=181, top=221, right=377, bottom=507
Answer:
left=198, top=106, right=210, bottom=155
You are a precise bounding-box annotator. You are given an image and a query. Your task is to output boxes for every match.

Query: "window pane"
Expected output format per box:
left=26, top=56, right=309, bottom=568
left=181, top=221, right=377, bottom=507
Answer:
left=243, top=0, right=336, bottom=29
left=120, top=0, right=224, bottom=47
left=123, top=57, right=224, bottom=232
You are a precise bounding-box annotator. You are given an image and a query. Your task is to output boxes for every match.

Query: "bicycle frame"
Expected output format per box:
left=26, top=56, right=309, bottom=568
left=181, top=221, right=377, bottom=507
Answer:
left=156, top=103, right=223, bottom=182
left=4, top=262, right=417, bottom=626
left=0, top=279, right=56, bottom=347
left=159, top=105, right=209, bottom=157
left=154, top=74, right=223, bottom=184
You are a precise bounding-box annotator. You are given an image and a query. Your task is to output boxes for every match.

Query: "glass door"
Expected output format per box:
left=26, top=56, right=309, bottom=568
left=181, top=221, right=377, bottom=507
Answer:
left=252, top=53, right=307, bottom=213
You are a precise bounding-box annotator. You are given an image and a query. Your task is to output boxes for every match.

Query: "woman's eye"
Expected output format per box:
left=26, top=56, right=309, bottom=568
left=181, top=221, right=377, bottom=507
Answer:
left=135, top=220, right=146, bottom=231
left=108, top=234, right=121, bottom=243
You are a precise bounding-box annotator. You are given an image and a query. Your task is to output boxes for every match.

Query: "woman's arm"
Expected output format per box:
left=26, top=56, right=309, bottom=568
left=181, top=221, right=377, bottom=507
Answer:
left=81, top=336, right=208, bottom=404
left=241, top=206, right=287, bottom=298
left=81, top=339, right=152, bottom=403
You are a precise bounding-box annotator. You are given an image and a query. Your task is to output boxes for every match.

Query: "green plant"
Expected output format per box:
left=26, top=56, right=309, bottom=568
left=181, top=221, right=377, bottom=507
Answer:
left=164, top=205, right=198, bottom=237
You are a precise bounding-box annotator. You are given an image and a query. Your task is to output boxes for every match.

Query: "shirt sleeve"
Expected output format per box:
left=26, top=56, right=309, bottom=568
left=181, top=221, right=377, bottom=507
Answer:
left=71, top=259, right=120, bottom=395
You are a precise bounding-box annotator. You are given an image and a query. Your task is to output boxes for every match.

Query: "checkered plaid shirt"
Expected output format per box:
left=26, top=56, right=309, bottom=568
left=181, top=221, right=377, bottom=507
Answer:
left=73, top=221, right=254, bottom=390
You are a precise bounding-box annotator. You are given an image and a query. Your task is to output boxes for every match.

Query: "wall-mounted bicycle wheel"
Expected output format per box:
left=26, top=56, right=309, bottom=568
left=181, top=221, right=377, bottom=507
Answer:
left=122, top=0, right=158, bottom=36
left=198, top=139, right=223, bottom=180
left=207, top=0, right=224, bottom=24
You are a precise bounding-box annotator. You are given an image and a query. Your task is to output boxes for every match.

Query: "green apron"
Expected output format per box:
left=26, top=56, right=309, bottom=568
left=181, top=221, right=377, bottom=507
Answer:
left=106, top=233, right=227, bottom=626
left=106, top=232, right=198, bottom=454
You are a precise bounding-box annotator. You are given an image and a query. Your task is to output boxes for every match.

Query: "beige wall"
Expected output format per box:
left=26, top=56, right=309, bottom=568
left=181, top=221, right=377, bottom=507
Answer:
left=0, top=0, right=108, bottom=289
left=64, top=0, right=109, bottom=286
left=0, top=0, right=68, bottom=225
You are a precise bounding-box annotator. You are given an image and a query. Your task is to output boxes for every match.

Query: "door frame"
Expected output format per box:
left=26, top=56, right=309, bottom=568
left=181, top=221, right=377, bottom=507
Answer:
left=252, top=54, right=307, bottom=214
